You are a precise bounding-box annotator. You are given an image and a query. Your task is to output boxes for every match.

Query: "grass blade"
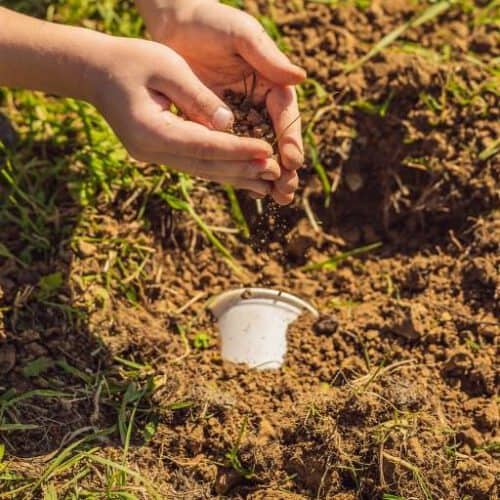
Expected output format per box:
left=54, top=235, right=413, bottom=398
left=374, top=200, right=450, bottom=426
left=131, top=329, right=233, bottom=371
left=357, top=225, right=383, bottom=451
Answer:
left=224, top=185, right=250, bottom=239
left=0, top=423, right=40, bottom=431
left=305, top=127, right=331, bottom=207
left=304, top=242, right=382, bottom=271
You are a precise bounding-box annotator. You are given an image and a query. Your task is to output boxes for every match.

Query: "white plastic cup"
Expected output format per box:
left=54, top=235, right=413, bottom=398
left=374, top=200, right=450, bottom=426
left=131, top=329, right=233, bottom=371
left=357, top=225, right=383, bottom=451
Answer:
left=208, top=288, right=318, bottom=370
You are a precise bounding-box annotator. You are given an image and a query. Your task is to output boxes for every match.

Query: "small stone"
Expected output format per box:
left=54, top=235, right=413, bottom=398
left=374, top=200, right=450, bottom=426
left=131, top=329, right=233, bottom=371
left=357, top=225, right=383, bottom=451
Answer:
left=314, top=316, right=339, bottom=335
left=215, top=468, right=242, bottom=495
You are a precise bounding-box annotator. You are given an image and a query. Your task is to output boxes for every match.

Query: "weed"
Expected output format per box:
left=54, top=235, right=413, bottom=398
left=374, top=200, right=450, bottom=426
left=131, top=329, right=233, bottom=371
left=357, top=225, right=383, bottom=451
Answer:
left=193, top=331, right=211, bottom=350
left=225, top=417, right=255, bottom=479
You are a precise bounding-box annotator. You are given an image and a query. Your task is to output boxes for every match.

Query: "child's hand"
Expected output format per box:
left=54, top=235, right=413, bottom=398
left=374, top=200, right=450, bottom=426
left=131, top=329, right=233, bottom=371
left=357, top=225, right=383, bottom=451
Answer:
left=136, top=0, right=307, bottom=205
left=90, top=37, right=281, bottom=197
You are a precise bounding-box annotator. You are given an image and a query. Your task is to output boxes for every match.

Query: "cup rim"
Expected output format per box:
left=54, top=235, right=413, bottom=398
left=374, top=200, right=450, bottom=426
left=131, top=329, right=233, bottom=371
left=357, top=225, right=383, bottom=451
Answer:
left=208, top=287, right=319, bottom=319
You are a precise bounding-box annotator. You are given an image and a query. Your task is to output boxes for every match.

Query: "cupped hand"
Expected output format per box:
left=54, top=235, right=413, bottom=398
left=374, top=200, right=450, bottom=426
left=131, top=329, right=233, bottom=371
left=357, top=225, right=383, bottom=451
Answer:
left=89, top=37, right=281, bottom=197
left=138, top=0, right=306, bottom=204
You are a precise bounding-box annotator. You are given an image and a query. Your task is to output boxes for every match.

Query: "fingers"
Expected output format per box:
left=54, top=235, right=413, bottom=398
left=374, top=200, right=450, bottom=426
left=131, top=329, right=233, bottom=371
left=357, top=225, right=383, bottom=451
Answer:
left=152, top=50, right=234, bottom=131
left=267, top=86, right=304, bottom=171
left=147, top=151, right=280, bottom=182
left=272, top=190, right=294, bottom=205
left=272, top=168, right=299, bottom=205
left=230, top=179, right=272, bottom=197
left=234, top=13, right=306, bottom=86
left=154, top=112, right=273, bottom=161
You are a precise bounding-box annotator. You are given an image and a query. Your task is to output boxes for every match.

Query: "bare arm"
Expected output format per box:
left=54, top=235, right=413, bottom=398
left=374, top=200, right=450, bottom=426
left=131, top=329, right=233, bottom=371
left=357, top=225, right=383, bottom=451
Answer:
left=0, top=6, right=280, bottom=199
left=0, top=7, right=105, bottom=102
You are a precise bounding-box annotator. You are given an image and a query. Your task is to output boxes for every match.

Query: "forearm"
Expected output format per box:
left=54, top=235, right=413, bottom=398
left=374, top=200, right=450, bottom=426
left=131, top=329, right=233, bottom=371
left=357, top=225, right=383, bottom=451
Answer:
left=0, top=7, right=108, bottom=103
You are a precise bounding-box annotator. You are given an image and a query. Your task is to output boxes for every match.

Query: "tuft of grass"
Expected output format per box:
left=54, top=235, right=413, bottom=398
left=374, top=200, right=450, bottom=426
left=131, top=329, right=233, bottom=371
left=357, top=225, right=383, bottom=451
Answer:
left=193, top=331, right=211, bottom=350
left=225, top=417, right=255, bottom=479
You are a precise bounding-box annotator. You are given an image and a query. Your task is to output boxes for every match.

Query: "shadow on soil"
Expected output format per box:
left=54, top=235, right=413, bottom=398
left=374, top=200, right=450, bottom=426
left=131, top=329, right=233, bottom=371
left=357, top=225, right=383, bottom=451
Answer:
left=241, top=96, right=495, bottom=258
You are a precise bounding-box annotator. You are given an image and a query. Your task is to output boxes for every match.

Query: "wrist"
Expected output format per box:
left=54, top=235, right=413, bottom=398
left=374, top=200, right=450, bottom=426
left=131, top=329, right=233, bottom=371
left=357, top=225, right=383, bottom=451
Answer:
left=78, top=32, right=119, bottom=107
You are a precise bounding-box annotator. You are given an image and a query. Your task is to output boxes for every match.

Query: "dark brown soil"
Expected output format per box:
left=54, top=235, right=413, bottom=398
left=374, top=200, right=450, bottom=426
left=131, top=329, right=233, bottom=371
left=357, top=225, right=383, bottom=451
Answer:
left=1, top=1, right=499, bottom=499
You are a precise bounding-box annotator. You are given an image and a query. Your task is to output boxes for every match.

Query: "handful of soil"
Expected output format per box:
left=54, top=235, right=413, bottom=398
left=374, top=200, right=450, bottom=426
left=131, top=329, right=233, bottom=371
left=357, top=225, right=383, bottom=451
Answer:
left=224, top=90, right=276, bottom=147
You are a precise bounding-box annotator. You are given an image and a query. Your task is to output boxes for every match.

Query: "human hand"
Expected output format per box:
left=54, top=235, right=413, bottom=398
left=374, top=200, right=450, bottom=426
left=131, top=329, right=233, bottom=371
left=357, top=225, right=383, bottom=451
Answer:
left=88, top=36, right=282, bottom=197
left=136, top=0, right=306, bottom=204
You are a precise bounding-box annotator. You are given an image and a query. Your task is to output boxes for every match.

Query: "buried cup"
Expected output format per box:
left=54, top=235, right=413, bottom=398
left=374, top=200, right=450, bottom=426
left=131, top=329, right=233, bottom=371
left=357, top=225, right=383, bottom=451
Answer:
left=209, top=288, right=318, bottom=369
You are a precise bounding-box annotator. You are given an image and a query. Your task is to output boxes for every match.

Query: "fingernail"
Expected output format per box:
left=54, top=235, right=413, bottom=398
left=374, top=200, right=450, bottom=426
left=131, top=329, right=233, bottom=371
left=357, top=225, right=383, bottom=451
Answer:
left=212, top=107, right=234, bottom=131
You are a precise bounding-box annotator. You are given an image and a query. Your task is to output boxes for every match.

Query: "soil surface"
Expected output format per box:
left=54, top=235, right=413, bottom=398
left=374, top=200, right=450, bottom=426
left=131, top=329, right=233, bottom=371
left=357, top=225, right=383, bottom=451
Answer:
left=1, top=0, right=499, bottom=499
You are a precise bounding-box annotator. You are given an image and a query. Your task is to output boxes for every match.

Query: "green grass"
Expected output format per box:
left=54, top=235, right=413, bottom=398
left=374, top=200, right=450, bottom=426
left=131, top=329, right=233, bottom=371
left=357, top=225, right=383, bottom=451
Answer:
left=224, top=417, right=255, bottom=479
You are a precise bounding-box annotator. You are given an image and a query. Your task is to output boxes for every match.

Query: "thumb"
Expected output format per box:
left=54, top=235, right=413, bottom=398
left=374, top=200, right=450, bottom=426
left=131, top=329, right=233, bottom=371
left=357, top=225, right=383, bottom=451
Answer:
left=235, top=15, right=306, bottom=86
left=155, top=52, right=234, bottom=131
